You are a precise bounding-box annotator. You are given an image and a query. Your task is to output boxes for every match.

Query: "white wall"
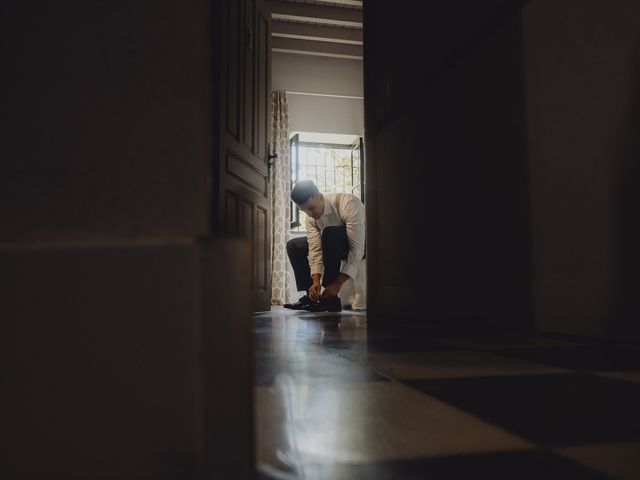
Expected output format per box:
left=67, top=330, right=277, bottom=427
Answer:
left=286, top=94, right=364, bottom=134
left=272, top=51, right=363, bottom=96
left=271, top=52, right=364, bottom=135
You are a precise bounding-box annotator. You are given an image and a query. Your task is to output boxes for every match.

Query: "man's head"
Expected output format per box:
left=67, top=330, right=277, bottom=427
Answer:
left=291, top=179, right=324, bottom=219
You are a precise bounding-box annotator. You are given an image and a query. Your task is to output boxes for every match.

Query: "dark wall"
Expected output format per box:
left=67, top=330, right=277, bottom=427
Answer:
left=1, top=246, right=203, bottom=478
left=0, top=241, right=254, bottom=479
left=365, top=1, right=532, bottom=328
left=1, top=1, right=255, bottom=478
left=364, top=0, right=640, bottom=338
left=1, top=0, right=210, bottom=240
left=522, top=0, right=640, bottom=338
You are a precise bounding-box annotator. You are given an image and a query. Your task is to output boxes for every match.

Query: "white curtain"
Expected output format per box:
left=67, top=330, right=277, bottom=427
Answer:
left=270, top=91, right=291, bottom=305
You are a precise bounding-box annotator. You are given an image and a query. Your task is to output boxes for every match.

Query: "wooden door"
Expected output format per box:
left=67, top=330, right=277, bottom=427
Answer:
left=218, top=0, right=272, bottom=312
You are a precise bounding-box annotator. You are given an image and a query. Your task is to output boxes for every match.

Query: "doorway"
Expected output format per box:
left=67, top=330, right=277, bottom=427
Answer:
left=266, top=0, right=364, bottom=310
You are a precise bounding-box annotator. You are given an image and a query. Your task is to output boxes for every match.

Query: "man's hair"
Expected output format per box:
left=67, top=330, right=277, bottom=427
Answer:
left=291, top=179, right=320, bottom=205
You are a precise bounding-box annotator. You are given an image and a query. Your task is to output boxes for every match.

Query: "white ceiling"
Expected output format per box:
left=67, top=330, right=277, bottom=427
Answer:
left=267, top=0, right=363, bottom=60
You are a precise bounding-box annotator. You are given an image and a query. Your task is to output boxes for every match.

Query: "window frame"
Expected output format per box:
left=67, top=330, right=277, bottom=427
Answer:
left=290, top=137, right=364, bottom=233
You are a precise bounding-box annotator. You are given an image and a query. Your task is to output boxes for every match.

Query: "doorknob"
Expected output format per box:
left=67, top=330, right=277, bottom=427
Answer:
left=267, top=152, right=277, bottom=179
left=267, top=142, right=277, bottom=168
left=267, top=143, right=277, bottom=180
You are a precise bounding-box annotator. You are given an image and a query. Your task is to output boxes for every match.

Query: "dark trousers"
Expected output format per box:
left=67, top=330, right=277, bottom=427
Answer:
left=286, top=226, right=350, bottom=292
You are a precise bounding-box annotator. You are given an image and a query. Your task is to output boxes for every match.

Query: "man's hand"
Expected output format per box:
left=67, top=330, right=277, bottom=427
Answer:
left=321, top=273, right=350, bottom=299
left=321, top=281, right=341, bottom=298
left=308, top=274, right=322, bottom=300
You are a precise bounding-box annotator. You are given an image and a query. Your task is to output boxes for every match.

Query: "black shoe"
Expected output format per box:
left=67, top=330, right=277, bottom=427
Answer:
left=303, top=295, right=342, bottom=313
left=284, top=295, right=315, bottom=310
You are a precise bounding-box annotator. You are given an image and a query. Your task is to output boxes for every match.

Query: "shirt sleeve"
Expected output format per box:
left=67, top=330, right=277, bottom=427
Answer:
left=306, top=215, right=324, bottom=276
left=340, top=195, right=366, bottom=280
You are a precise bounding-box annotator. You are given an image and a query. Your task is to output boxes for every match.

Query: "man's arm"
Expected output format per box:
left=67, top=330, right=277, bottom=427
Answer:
left=321, top=195, right=365, bottom=298
left=306, top=216, right=323, bottom=299
left=340, top=195, right=366, bottom=279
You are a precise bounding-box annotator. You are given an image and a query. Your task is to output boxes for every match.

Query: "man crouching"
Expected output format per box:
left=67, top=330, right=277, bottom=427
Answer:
left=284, top=180, right=365, bottom=312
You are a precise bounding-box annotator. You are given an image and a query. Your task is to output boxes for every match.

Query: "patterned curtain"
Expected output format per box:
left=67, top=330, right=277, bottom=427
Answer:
left=270, top=91, right=291, bottom=305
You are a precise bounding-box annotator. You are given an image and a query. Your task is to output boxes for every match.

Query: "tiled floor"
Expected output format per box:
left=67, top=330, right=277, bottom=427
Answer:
left=255, top=308, right=640, bottom=479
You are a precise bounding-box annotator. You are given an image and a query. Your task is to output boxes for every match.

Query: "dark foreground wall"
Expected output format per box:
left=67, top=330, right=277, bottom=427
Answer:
left=364, top=1, right=533, bottom=329
left=364, top=0, right=640, bottom=339
left=0, top=0, right=210, bottom=239
left=522, top=0, right=640, bottom=338
left=1, top=241, right=253, bottom=479
left=1, top=1, right=254, bottom=478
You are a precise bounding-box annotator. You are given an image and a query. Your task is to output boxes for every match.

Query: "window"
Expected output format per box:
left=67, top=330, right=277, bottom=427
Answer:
left=290, top=133, right=364, bottom=232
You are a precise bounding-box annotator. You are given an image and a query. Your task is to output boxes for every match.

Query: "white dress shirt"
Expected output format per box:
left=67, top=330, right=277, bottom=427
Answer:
left=305, top=192, right=366, bottom=280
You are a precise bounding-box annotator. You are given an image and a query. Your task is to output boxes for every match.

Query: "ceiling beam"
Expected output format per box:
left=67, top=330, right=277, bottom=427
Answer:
left=272, top=20, right=362, bottom=45
left=312, top=0, right=363, bottom=7
left=266, top=1, right=363, bottom=28
left=271, top=37, right=363, bottom=60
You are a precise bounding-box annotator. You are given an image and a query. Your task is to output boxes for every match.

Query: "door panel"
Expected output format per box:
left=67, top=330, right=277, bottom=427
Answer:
left=256, top=206, right=268, bottom=292
left=224, top=189, right=239, bottom=235
left=218, top=0, right=271, bottom=312
left=256, top=14, right=269, bottom=161
left=240, top=200, right=253, bottom=241
left=243, top=0, right=256, bottom=153
left=226, top=149, right=268, bottom=195
left=226, top=0, right=241, bottom=140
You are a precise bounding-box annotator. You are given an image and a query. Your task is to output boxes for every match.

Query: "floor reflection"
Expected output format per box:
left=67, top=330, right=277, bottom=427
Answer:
left=255, top=307, right=640, bottom=480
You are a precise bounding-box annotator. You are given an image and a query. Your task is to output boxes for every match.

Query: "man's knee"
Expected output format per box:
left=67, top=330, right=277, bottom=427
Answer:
left=287, top=237, right=306, bottom=253
left=321, top=226, right=346, bottom=243
left=321, top=226, right=348, bottom=258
